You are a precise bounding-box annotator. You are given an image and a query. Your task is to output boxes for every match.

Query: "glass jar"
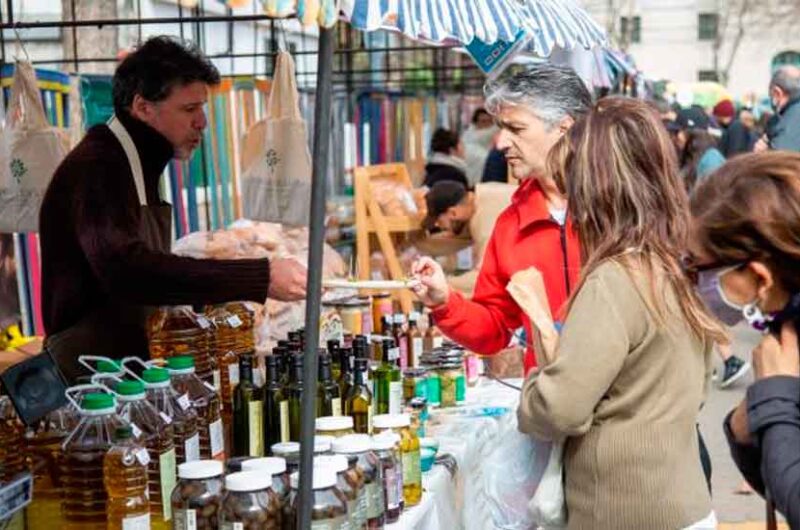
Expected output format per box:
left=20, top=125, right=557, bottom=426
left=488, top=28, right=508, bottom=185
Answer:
left=371, top=293, right=393, bottom=335
left=316, top=454, right=361, bottom=530
left=339, top=301, right=363, bottom=336
left=171, top=460, right=224, bottom=530
left=356, top=297, right=373, bottom=336
left=316, top=416, right=355, bottom=438
left=437, top=363, right=461, bottom=408
left=402, top=368, right=428, bottom=403
left=372, top=434, right=402, bottom=524
left=289, top=467, right=349, bottom=530
left=406, top=398, right=428, bottom=438
left=271, top=442, right=300, bottom=475
left=332, top=434, right=384, bottom=529
left=221, top=471, right=282, bottom=530
left=372, top=414, right=421, bottom=507
left=420, top=354, right=441, bottom=408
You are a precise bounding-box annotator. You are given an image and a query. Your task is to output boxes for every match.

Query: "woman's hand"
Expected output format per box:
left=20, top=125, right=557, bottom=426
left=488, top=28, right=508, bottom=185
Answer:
left=410, top=257, right=450, bottom=308
left=752, top=322, right=800, bottom=380
left=729, top=399, right=752, bottom=445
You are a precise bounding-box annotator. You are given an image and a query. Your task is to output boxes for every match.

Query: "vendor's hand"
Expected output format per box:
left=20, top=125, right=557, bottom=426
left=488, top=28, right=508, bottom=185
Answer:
left=410, top=257, right=450, bottom=308
left=268, top=258, right=308, bottom=302
left=752, top=321, right=800, bottom=380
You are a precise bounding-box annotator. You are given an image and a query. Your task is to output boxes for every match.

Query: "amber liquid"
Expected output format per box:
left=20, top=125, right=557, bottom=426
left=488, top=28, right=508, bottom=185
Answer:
left=148, top=306, right=216, bottom=380
left=0, top=408, right=27, bottom=481
left=146, top=385, right=199, bottom=465
left=206, top=306, right=240, bottom=455
left=171, top=373, right=224, bottom=460
left=104, top=443, right=149, bottom=530
left=61, top=445, right=108, bottom=529
left=26, top=429, right=68, bottom=529
left=224, top=301, right=257, bottom=354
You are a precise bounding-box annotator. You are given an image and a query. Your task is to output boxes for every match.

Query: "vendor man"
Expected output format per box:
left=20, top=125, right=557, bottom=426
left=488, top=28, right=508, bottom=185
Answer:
left=412, top=64, right=590, bottom=373
left=40, top=36, right=307, bottom=382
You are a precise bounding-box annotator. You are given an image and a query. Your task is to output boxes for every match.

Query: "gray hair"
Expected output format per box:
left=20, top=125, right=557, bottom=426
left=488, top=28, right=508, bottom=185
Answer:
left=484, top=63, right=592, bottom=129
left=770, top=66, right=800, bottom=99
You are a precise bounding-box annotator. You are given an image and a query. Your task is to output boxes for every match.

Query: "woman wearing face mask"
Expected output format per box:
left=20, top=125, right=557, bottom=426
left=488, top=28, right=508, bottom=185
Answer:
left=689, top=151, right=800, bottom=529
left=517, top=97, right=725, bottom=530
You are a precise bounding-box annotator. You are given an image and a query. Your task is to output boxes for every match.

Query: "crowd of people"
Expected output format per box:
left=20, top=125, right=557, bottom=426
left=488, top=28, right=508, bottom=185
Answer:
left=412, top=63, right=800, bottom=529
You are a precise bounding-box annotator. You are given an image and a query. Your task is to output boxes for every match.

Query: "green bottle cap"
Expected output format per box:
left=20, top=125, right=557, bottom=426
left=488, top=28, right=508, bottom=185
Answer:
left=167, top=356, right=195, bottom=370
left=82, top=392, right=115, bottom=411
left=114, top=426, right=134, bottom=440
left=96, top=360, right=121, bottom=373
left=115, top=380, right=145, bottom=396
left=142, top=367, right=170, bottom=384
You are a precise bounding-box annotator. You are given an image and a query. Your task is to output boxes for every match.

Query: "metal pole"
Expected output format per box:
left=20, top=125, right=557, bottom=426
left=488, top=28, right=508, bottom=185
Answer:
left=298, top=23, right=335, bottom=530
left=70, top=0, right=79, bottom=73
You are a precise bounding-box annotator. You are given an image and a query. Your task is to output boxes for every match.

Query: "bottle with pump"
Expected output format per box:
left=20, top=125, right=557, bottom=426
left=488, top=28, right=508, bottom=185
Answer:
left=287, top=355, right=304, bottom=441
left=232, top=353, right=264, bottom=457
left=345, top=358, right=373, bottom=434
left=262, top=355, right=289, bottom=451
left=104, top=425, right=150, bottom=530
left=316, top=352, right=341, bottom=417
left=374, top=339, right=402, bottom=415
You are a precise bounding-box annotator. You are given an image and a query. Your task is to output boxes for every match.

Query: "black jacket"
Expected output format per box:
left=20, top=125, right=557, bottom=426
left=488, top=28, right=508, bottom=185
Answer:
left=719, top=119, right=756, bottom=158
left=423, top=162, right=468, bottom=189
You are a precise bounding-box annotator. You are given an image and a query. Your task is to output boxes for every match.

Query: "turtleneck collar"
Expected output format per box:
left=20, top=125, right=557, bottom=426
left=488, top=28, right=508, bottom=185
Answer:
left=114, top=111, right=175, bottom=187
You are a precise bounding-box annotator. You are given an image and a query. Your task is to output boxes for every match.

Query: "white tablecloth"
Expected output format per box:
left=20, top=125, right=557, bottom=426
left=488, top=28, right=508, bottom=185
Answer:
left=387, top=378, right=523, bottom=530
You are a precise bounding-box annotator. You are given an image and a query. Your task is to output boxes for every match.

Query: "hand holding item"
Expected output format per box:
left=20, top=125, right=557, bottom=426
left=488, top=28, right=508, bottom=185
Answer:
left=268, top=257, right=308, bottom=302
left=753, top=135, right=769, bottom=153
left=410, top=256, right=450, bottom=308
left=752, top=322, right=800, bottom=380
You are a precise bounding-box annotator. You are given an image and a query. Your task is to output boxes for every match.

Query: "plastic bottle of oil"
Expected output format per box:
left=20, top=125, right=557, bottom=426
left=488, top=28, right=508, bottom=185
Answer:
left=142, top=367, right=201, bottom=465
left=205, top=305, right=240, bottom=452
left=0, top=395, right=27, bottom=481
left=61, top=391, right=128, bottom=530
left=104, top=425, right=150, bottom=530
left=223, top=301, right=257, bottom=354
left=167, top=356, right=225, bottom=462
left=115, top=379, right=176, bottom=530
left=25, top=404, right=77, bottom=530
left=148, top=306, right=216, bottom=382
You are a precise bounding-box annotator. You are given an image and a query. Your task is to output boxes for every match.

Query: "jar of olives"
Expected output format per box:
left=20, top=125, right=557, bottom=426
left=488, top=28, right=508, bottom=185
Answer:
left=271, top=442, right=301, bottom=475
left=372, top=434, right=402, bottom=523
left=315, top=435, right=335, bottom=455
left=332, top=434, right=384, bottom=529
left=437, top=363, right=461, bottom=408
left=241, top=456, right=291, bottom=527
left=290, top=467, right=349, bottom=530
left=316, top=416, right=355, bottom=438
left=316, top=454, right=361, bottom=530
left=172, top=460, right=224, bottom=530
left=372, top=414, right=421, bottom=507
left=221, top=471, right=282, bottom=530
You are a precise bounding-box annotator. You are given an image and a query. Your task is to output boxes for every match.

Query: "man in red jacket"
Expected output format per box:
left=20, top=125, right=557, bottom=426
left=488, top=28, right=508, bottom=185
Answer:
left=412, top=64, right=591, bottom=373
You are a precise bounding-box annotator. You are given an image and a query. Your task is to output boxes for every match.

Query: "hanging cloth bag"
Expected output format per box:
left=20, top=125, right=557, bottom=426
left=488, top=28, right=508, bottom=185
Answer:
left=0, top=61, right=70, bottom=233
left=241, top=51, right=312, bottom=226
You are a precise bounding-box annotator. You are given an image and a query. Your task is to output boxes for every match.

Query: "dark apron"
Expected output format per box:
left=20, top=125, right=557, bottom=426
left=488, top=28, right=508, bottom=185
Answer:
left=45, top=116, right=172, bottom=384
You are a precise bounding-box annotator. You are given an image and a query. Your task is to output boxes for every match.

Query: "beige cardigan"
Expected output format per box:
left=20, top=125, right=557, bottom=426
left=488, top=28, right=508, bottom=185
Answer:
left=518, top=259, right=713, bottom=530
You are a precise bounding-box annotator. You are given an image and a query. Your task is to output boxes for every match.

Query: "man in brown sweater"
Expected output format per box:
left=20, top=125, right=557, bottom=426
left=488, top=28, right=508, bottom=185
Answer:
left=39, top=36, right=306, bottom=381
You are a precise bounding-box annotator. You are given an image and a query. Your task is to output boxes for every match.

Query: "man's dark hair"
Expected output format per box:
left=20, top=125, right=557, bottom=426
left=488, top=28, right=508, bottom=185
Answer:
left=113, top=36, right=220, bottom=115
left=430, top=128, right=460, bottom=154
left=471, top=108, right=490, bottom=124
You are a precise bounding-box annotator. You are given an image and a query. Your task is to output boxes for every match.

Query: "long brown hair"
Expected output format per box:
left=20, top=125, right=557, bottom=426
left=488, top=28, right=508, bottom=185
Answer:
left=691, top=151, right=800, bottom=294
left=549, top=97, right=725, bottom=343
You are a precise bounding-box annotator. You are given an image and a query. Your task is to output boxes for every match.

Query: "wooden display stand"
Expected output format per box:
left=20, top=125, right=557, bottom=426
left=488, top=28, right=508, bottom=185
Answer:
left=354, top=163, right=422, bottom=314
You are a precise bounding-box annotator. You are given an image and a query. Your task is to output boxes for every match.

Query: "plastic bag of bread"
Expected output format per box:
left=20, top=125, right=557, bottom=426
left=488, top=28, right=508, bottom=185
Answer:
left=371, top=178, right=418, bottom=217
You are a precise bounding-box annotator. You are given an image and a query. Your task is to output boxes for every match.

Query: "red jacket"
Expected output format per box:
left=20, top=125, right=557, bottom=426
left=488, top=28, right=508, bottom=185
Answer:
left=432, top=179, right=581, bottom=373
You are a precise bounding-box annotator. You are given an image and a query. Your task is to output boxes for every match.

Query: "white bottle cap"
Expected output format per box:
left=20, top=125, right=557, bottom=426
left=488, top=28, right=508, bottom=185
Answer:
left=331, top=433, right=372, bottom=454
left=315, top=435, right=334, bottom=453
left=315, top=454, right=349, bottom=473
left=372, top=413, right=411, bottom=430
left=178, top=460, right=224, bottom=480
left=372, top=433, right=400, bottom=451
left=271, top=442, right=300, bottom=456
left=315, top=416, right=354, bottom=432
left=289, top=466, right=338, bottom=490
left=225, top=471, right=272, bottom=492
left=241, top=457, right=286, bottom=476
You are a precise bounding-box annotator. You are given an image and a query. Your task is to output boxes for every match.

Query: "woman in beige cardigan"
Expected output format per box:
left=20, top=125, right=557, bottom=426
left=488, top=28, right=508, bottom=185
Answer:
left=517, top=98, right=726, bottom=530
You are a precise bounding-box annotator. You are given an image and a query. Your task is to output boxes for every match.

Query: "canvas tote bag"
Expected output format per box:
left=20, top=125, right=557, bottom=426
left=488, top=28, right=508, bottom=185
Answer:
left=0, top=61, right=70, bottom=233
left=241, top=51, right=312, bottom=226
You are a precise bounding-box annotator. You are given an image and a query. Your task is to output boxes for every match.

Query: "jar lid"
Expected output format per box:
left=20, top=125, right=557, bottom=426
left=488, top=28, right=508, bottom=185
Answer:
left=315, top=416, right=354, bottom=432
left=371, top=433, right=399, bottom=451
left=331, top=433, right=372, bottom=454
left=271, top=442, right=300, bottom=456
left=115, top=380, right=146, bottom=397
left=315, top=436, right=334, bottom=453
left=178, top=460, right=224, bottom=480
left=142, top=367, right=170, bottom=384
left=372, top=413, right=411, bottom=429
left=242, top=457, right=286, bottom=475
left=315, top=454, right=348, bottom=473
left=167, top=356, right=195, bottom=371
left=289, top=467, right=338, bottom=490
left=81, top=392, right=115, bottom=411
left=226, top=471, right=272, bottom=492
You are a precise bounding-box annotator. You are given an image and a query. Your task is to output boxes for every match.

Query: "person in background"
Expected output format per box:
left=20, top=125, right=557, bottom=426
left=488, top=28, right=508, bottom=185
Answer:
left=688, top=152, right=800, bottom=529
left=412, top=64, right=590, bottom=374
left=423, top=128, right=468, bottom=188
left=763, top=66, right=800, bottom=152
left=416, top=180, right=516, bottom=297
left=461, top=108, right=497, bottom=186
left=481, top=147, right=509, bottom=183
left=669, top=107, right=726, bottom=190
left=518, top=97, right=722, bottom=530
left=714, top=100, right=755, bottom=158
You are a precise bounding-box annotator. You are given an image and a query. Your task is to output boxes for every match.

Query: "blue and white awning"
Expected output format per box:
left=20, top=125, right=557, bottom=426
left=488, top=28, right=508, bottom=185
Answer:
left=340, top=0, right=606, bottom=57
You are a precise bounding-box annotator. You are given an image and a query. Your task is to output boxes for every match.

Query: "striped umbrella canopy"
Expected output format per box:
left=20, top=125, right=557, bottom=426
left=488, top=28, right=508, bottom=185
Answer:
left=340, top=0, right=606, bottom=57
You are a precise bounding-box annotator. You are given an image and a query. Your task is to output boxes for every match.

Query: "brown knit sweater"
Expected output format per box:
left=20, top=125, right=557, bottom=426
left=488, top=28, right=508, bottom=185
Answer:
left=517, top=259, right=713, bottom=530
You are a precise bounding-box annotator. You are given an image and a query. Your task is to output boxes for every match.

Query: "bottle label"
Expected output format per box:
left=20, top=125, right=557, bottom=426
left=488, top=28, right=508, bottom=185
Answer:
left=159, top=411, right=173, bottom=425
left=398, top=336, right=409, bottom=370
left=209, top=419, right=225, bottom=459
left=389, top=381, right=402, bottom=414
left=174, top=509, right=196, bottom=530
left=279, top=401, right=290, bottom=443
left=389, top=347, right=400, bottom=362
left=131, top=423, right=143, bottom=439
left=228, top=362, right=240, bottom=393
left=412, top=338, right=424, bottom=367
left=196, top=316, right=211, bottom=329
left=367, top=405, right=373, bottom=435
left=355, top=488, right=368, bottom=526
left=213, top=370, right=222, bottom=392
left=331, top=397, right=342, bottom=417
left=228, top=315, right=243, bottom=328
left=122, top=513, right=150, bottom=530
left=185, top=433, right=201, bottom=462
left=159, top=448, right=177, bottom=521
left=384, top=465, right=401, bottom=510
left=177, top=393, right=192, bottom=411
left=365, top=481, right=385, bottom=519
left=135, top=447, right=150, bottom=466
left=402, top=450, right=422, bottom=486
left=248, top=401, right=264, bottom=457
left=311, top=516, right=347, bottom=530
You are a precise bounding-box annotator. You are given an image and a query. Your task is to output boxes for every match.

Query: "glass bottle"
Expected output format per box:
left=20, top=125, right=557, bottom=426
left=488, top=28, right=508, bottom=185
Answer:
left=115, top=379, right=176, bottom=530
left=167, top=355, right=225, bottom=461
left=345, top=358, right=373, bottom=435
left=220, top=471, right=282, bottom=529
left=338, top=347, right=354, bottom=400
left=104, top=425, right=151, bottom=530
left=263, top=355, right=290, bottom=451
left=147, top=305, right=215, bottom=382
left=372, top=434, right=402, bottom=523
left=290, top=466, right=348, bottom=529
left=316, top=352, right=342, bottom=418
left=171, top=460, right=224, bottom=530
left=407, top=313, right=424, bottom=369
left=392, top=314, right=409, bottom=371
left=373, top=414, right=422, bottom=507
left=316, top=454, right=361, bottom=530
left=142, top=367, right=200, bottom=465
left=328, top=339, right=342, bottom=383
left=232, top=353, right=264, bottom=457
left=61, top=392, right=128, bottom=530
left=286, top=355, right=304, bottom=442
left=240, top=456, right=291, bottom=529
left=423, top=314, right=444, bottom=353
left=373, top=339, right=402, bottom=415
